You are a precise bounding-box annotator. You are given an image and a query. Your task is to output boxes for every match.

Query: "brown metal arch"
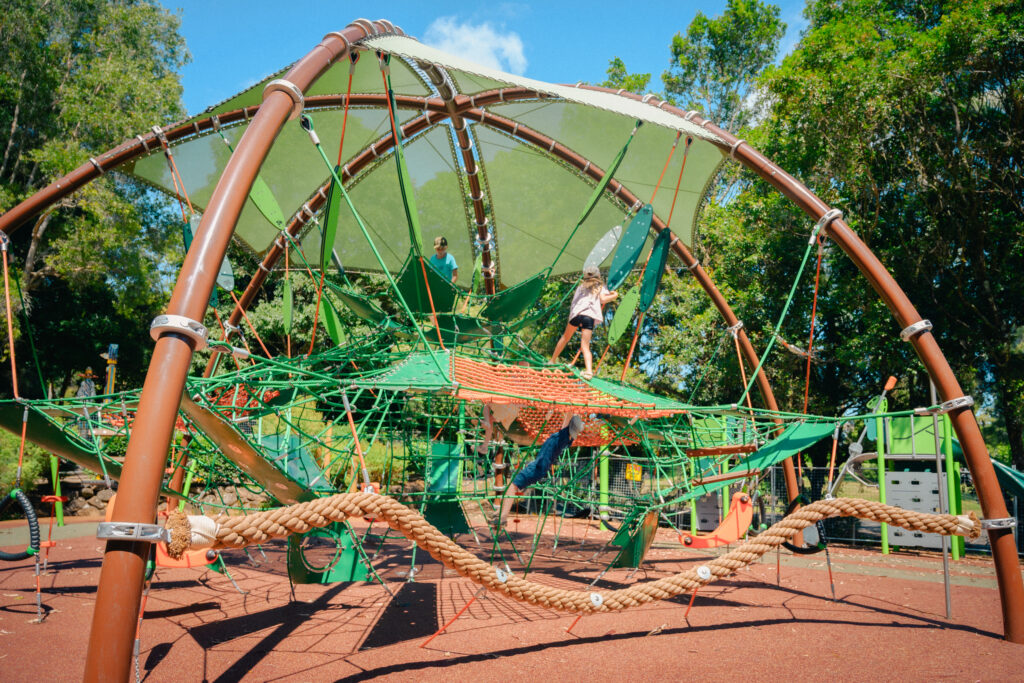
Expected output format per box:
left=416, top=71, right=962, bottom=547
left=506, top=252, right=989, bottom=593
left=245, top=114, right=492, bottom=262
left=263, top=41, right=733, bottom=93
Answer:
left=80, top=20, right=401, bottom=681
left=570, top=84, right=1024, bottom=644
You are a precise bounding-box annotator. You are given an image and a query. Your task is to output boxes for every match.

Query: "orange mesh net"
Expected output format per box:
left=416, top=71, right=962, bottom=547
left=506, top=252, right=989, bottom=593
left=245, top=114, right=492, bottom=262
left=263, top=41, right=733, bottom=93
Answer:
left=451, top=355, right=676, bottom=417
left=451, top=355, right=680, bottom=447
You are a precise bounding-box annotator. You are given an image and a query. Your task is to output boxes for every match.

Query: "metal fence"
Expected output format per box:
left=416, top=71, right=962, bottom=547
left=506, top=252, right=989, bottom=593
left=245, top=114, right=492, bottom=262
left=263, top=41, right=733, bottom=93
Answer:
left=758, top=465, right=1022, bottom=556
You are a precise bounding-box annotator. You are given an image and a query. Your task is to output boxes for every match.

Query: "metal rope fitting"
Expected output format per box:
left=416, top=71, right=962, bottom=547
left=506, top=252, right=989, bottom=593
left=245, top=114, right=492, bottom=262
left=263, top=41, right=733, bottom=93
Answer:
left=97, top=522, right=170, bottom=544
left=811, top=209, right=843, bottom=243
left=726, top=320, right=744, bottom=336
left=211, top=344, right=250, bottom=360
left=590, top=592, right=604, bottom=607
left=981, top=517, right=1017, bottom=530
left=900, top=319, right=933, bottom=341
left=151, top=125, right=169, bottom=147
left=89, top=157, right=104, bottom=174
left=150, top=314, right=208, bottom=350
left=914, top=395, right=975, bottom=415
left=939, top=395, right=974, bottom=413
left=263, top=79, right=304, bottom=121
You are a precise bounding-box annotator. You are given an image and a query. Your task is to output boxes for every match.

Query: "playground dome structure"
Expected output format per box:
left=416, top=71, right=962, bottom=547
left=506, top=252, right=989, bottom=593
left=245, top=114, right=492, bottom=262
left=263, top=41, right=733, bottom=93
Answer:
left=0, top=18, right=1021, bottom=680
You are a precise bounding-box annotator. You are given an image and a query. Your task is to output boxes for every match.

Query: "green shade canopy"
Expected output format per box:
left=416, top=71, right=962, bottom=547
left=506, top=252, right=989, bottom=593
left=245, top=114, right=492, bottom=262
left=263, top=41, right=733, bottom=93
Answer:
left=117, top=33, right=725, bottom=287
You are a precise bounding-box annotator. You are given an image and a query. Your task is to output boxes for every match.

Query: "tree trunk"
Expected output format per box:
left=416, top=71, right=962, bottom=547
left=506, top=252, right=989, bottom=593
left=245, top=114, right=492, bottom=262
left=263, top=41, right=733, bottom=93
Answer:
left=0, top=69, right=27, bottom=183
left=22, top=211, right=52, bottom=291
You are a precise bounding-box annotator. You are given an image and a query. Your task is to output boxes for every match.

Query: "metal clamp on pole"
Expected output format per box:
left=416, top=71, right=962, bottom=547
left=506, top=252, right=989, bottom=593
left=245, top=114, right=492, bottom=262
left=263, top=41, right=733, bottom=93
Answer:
left=726, top=320, right=744, bottom=337
left=97, top=522, right=171, bottom=544
left=150, top=314, right=208, bottom=350
left=900, top=319, right=933, bottom=341
left=474, top=231, right=495, bottom=251
left=981, top=518, right=1017, bottom=530
left=810, top=209, right=843, bottom=243
left=263, top=79, right=305, bottom=120
left=729, top=138, right=746, bottom=159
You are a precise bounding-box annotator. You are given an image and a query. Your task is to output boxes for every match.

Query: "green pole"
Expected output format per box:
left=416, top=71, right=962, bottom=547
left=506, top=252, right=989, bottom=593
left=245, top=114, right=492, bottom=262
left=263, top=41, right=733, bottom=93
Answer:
left=177, top=461, right=197, bottom=512
left=722, top=458, right=731, bottom=518
left=876, top=400, right=888, bottom=554
left=942, top=414, right=961, bottom=560
left=599, top=449, right=610, bottom=532
left=50, top=455, right=64, bottom=526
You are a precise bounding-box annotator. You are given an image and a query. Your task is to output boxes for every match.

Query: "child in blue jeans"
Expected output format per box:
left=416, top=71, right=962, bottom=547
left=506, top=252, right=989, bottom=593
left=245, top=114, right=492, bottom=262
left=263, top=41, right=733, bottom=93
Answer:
left=493, top=414, right=584, bottom=527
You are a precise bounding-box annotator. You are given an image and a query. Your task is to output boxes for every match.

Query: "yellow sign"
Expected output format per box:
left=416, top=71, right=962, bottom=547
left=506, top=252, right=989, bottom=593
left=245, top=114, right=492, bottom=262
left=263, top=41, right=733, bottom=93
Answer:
left=624, top=463, right=642, bottom=481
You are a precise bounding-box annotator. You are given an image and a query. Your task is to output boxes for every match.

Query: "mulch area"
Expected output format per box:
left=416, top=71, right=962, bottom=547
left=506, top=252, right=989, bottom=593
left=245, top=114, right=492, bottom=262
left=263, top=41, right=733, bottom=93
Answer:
left=1, top=514, right=1023, bottom=682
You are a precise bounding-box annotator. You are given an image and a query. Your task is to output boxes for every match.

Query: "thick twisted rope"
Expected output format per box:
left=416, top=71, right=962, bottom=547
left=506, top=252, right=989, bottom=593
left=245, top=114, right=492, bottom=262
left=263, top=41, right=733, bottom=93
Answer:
left=166, top=494, right=980, bottom=615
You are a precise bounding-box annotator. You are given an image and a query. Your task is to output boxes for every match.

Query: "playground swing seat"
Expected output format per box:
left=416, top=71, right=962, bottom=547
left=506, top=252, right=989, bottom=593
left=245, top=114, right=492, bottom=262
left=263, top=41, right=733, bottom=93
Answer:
left=679, top=490, right=754, bottom=548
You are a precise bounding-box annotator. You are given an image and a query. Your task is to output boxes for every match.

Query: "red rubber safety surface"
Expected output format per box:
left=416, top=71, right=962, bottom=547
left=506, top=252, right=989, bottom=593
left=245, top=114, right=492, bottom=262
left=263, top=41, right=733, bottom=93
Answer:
left=1, top=517, right=1023, bottom=682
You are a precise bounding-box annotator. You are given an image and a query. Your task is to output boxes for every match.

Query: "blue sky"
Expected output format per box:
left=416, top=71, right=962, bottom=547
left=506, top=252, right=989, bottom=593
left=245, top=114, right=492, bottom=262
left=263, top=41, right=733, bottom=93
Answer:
left=161, top=1, right=810, bottom=116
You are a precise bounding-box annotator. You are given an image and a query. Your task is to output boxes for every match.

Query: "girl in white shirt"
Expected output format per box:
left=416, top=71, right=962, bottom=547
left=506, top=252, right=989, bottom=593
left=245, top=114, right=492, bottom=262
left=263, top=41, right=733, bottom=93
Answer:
left=550, top=265, right=618, bottom=379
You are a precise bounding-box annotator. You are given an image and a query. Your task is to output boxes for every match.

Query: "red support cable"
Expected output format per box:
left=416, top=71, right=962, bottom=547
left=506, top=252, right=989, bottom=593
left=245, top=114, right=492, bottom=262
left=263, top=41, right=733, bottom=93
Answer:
left=229, top=291, right=272, bottom=358
left=1, top=243, right=19, bottom=399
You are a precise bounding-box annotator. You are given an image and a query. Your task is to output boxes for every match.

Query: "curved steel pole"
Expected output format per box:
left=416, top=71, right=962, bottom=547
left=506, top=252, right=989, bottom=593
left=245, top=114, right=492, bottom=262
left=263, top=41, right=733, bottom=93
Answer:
left=81, top=21, right=399, bottom=681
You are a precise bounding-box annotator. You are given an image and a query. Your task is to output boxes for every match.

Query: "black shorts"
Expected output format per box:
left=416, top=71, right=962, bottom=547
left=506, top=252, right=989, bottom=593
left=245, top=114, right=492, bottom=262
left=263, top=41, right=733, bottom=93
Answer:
left=569, top=314, right=596, bottom=330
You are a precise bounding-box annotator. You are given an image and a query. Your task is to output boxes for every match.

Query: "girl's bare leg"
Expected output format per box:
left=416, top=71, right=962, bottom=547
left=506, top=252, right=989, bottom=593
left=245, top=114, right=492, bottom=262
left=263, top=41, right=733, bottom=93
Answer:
left=580, top=328, right=594, bottom=373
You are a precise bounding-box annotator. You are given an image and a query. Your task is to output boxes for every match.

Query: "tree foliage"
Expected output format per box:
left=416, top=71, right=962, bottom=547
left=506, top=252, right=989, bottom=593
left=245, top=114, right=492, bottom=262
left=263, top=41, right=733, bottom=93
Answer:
left=0, top=0, right=188, bottom=397
left=753, top=0, right=1024, bottom=467
left=624, top=0, right=1024, bottom=470
left=600, top=57, right=651, bottom=94
left=662, top=0, right=786, bottom=131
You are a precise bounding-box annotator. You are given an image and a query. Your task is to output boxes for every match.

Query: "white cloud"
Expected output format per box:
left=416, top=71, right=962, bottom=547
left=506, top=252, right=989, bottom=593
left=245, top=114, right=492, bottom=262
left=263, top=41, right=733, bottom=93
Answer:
left=423, top=17, right=527, bottom=75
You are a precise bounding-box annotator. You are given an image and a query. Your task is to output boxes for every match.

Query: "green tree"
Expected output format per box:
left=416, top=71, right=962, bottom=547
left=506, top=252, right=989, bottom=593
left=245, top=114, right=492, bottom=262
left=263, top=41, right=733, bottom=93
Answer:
left=0, top=0, right=189, bottom=396
left=662, top=0, right=786, bottom=132
left=664, top=0, right=1024, bottom=468
left=600, top=57, right=651, bottom=95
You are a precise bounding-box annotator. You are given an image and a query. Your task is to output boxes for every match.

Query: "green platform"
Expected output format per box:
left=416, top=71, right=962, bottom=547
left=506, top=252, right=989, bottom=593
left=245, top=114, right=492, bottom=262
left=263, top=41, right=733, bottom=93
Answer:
left=287, top=523, right=370, bottom=584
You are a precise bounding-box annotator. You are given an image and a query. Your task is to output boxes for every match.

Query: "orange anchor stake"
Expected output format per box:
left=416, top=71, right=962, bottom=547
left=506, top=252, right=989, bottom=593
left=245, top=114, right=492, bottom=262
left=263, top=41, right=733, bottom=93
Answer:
left=679, top=492, right=754, bottom=549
